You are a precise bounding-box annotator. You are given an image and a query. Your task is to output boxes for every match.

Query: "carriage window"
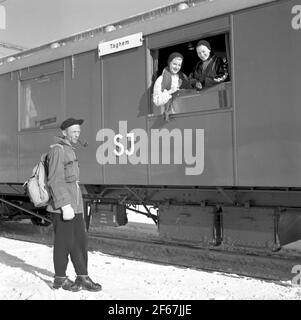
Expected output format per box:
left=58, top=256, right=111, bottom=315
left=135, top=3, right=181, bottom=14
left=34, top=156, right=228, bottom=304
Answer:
left=151, top=33, right=231, bottom=115
left=19, top=72, right=65, bottom=130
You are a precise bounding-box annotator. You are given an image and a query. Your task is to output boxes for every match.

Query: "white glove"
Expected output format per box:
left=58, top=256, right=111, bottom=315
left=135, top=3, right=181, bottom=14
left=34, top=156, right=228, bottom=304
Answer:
left=61, top=204, right=75, bottom=220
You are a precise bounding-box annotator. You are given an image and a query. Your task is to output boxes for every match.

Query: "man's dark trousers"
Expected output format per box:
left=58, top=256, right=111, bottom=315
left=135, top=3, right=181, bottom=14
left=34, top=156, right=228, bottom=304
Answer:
left=52, top=213, right=88, bottom=277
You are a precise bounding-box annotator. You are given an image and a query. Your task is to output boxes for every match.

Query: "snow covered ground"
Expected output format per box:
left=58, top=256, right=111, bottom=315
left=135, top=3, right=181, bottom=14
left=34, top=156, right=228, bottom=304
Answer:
left=0, top=235, right=301, bottom=300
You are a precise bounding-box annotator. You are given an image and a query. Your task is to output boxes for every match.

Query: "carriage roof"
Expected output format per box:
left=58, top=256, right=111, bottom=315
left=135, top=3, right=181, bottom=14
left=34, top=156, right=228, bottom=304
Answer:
left=0, top=0, right=277, bottom=75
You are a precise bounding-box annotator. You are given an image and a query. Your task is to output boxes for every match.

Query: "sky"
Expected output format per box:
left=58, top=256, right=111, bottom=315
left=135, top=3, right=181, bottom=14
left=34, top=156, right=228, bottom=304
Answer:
left=0, top=0, right=180, bottom=56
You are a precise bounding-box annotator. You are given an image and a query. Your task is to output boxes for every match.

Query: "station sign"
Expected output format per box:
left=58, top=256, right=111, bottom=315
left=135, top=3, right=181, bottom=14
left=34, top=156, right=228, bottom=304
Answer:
left=98, top=32, right=143, bottom=57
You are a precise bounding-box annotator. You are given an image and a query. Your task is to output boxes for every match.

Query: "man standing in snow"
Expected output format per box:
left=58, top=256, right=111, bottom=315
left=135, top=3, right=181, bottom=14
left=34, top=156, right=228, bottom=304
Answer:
left=47, top=118, right=102, bottom=292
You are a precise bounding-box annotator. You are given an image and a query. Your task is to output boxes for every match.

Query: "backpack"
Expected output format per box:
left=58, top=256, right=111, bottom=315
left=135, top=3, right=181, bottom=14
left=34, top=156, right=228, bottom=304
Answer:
left=24, top=144, right=63, bottom=208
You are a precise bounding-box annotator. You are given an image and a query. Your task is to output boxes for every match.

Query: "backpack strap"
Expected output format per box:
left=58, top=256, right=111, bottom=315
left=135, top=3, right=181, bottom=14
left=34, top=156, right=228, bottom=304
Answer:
left=44, top=144, right=65, bottom=176
left=48, top=143, right=64, bottom=160
left=50, top=143, right=64, bottom=150
left=50, top=143, right=78, bottom=167
left=49, top=143, right=75, bottom=168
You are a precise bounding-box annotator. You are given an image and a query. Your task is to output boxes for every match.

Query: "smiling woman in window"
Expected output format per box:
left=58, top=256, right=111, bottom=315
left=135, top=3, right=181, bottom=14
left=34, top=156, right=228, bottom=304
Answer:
left=189, top=40, right=229, bottom=90
left=153, top=52, right=191, bottom=121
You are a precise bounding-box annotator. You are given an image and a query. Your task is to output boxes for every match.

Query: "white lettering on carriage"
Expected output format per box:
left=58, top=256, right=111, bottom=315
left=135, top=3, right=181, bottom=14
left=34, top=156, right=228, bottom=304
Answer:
left=96, top=121, right=204, bottom=176
left=291, top=5, right=301, bottom=30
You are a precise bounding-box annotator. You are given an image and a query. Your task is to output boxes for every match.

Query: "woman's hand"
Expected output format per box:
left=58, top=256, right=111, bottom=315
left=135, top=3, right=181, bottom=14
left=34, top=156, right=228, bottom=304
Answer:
left=195, top=81, right=203, bottom=90
left=168, top=88, right=178, bottom=95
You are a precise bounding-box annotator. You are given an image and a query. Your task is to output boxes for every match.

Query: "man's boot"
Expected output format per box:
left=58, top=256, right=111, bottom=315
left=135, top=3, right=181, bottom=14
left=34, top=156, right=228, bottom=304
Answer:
left=74, top=275, right=102, bottom=292
left=53, top=276, right=81, bottom=292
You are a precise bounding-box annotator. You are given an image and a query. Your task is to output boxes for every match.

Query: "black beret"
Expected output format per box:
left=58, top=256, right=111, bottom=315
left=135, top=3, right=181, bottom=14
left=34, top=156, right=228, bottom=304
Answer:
left=60, top=118, right=84, bottom=130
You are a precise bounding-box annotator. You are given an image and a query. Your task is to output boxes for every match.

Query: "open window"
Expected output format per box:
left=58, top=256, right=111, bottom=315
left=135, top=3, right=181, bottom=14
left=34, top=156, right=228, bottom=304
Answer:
left=19, top=71, right=65, bottom=131
left=150, top=32, right=232, bottom=115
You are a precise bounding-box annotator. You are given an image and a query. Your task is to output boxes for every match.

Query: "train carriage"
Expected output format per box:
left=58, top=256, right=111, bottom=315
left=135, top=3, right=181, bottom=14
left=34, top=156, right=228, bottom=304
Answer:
left=0, top=0, right=301, bottom=251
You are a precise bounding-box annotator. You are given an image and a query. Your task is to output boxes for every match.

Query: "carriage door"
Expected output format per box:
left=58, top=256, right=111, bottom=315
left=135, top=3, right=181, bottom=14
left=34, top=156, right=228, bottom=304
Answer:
left=147, top=17, right=235, bottom=186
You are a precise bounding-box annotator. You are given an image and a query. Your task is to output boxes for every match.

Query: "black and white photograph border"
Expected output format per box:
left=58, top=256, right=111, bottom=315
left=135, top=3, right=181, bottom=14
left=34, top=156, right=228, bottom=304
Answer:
left=0, top=0, right=301, bottom=301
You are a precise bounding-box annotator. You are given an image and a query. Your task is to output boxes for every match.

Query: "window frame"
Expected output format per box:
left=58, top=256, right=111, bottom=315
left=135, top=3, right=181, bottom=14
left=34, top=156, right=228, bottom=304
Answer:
left=147, top=16, right=232, bottom=116
left=18, top=69, right=66, bottom=132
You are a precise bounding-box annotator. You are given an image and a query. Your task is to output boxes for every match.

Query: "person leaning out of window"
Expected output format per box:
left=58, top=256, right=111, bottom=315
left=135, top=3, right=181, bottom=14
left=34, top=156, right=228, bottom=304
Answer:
left=189, top=40, right=229, bottom=90
left=153, top=52, right=191, bottom=121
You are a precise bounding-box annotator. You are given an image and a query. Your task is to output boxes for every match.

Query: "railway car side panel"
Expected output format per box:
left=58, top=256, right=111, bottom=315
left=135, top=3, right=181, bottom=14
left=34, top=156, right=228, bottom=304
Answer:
left=101, top=46, right=148, bottom=185
left=19, top=131, right=57, bottom=182
left=146, top=12, right=233, bottom=186
left=64, top=51, right=103, bottom=184
left=18, top=60, right=65, bottom=182
left=0, top=73, right=18, bottom=182
left=148, top=111, right=234, bottom=186
left=233, top=0, right=301, bottom=187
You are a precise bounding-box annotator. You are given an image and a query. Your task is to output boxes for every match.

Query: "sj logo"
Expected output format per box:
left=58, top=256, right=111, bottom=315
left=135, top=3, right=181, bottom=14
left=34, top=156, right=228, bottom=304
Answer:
left=291, top=265, right=301, bottom=286
left=291, top=5, right=301, bottom=30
